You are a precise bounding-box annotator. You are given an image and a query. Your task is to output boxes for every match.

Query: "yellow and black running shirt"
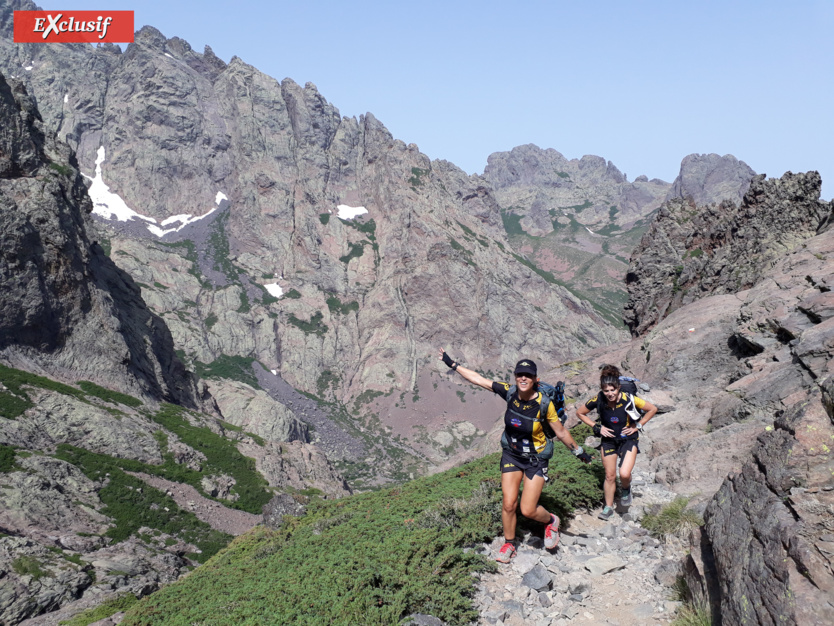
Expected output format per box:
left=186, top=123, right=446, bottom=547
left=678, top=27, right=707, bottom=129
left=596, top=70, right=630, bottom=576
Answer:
left=584, top=392, right=646, bottom=440
left=493, top=382, right=560, bottom=455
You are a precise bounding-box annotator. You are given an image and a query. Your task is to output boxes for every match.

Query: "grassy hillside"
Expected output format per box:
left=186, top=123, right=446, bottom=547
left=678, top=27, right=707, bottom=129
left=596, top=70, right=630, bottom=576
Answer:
left=120, top=429, right=600, bottom=626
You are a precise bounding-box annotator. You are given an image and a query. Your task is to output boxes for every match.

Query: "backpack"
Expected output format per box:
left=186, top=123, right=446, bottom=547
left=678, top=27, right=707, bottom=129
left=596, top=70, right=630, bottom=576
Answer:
left=618, top=376, right=647, bottom=420
left=618, top=376, right=640, bottom=395
left=499, top=381, right=566, bottom=461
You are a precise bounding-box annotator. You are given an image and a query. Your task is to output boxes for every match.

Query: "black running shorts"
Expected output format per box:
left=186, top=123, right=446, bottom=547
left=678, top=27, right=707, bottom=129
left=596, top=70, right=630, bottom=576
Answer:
left=601, top=438, right=639, bottom=464
left=500, top=450, right=549, bottom=481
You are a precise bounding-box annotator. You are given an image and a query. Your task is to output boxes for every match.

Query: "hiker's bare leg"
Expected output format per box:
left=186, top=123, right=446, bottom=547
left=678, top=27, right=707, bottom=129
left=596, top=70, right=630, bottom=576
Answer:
left=501, top=470, right=524, bottom=540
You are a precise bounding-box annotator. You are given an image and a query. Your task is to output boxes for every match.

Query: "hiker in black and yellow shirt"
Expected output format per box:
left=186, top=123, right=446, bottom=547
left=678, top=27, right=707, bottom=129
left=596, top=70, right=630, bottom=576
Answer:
left=439, top=348, right=593, bottom=563
left=576, top=364, right=657, bottom=521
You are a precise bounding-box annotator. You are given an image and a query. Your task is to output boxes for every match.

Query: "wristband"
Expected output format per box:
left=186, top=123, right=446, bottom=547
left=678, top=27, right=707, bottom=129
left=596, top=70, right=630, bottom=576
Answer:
left=636, top=422, right=644, bottom=432
left=452, top=363, right=458, bottom=371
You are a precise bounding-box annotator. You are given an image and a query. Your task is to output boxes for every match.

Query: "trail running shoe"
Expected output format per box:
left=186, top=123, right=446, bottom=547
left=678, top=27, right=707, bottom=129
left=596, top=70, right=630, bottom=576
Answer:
left=496, top=541, right=517, bottom=563
left=620, top=488, right=632, bottom=506
left=598, top=506, right=614, bottom=521
left=544, top=514, right=560, bottom=549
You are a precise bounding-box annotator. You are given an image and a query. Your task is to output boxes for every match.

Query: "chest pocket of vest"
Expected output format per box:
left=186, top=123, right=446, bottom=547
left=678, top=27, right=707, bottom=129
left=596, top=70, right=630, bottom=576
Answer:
left=501, top=407, right=554, bottom=461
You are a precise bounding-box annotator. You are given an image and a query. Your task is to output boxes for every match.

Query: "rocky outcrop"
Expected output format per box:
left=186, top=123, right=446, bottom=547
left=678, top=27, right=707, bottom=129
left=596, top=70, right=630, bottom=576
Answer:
left=565, top=180, right=834, bottom=625
left=240, top=440, right=351, bottom=499
left=665, top=153, right=755, bottom=207
left=206, top=378, right=309, bottom=444
left=624, top=171, right=831, bottom=336
left=0, top=70, right=200, bottom=407
left=698, top=388, right=834, bottom=626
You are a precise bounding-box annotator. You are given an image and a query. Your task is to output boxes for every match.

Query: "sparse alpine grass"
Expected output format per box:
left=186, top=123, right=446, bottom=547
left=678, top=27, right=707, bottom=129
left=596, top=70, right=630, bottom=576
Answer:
left=672, top=599, right=712, bottom=626
left=641, top=496, right=703, bottom=541
left=120, top=439, right=603, bottom=625
left=58, top=593, right=139, bottom=626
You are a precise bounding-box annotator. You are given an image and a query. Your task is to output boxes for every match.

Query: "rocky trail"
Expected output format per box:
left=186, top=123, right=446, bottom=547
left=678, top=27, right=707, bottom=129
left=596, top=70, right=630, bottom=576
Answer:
left=470, top=467, right=687, bottom=626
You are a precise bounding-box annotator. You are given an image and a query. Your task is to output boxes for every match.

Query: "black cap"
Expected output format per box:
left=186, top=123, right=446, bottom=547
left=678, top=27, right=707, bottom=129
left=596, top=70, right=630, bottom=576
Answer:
left=514, top=359, right=537, bottom=377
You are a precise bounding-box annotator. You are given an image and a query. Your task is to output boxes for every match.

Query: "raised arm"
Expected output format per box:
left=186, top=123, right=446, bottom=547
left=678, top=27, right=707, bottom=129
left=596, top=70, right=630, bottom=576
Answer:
left=438, top=348, right=493, bottom=391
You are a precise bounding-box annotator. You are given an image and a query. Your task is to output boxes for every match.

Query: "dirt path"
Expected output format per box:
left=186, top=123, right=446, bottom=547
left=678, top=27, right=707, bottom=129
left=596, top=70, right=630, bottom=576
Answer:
left=128, top=472, right=261, bottom=536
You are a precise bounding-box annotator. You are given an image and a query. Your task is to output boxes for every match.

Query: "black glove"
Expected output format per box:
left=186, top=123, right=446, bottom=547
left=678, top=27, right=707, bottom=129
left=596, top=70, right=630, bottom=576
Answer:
left=573, top=446, right=593, bottom=464
left=576, top=450, right=593, bottom=464
left=441, top=351, right=456, bottom=369
left=592, top=423, right=602, bottom=437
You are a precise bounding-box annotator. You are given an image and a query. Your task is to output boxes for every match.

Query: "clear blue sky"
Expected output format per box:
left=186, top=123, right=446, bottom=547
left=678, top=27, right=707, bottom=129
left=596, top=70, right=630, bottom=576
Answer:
left=36, top=0, right=834, bottom=199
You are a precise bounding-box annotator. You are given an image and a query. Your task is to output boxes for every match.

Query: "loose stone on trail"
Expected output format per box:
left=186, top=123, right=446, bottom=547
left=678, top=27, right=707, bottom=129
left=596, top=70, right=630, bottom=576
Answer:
left=585, top=555, right=626, bottom=576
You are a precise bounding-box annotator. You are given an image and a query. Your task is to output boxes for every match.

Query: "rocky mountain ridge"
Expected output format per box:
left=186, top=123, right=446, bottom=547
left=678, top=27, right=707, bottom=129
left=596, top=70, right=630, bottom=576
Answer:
left=0, top=0, right=628, bottom=473
left=624, top=170, right=831, bottom=336
left=0, top=70, right=349, bottom=624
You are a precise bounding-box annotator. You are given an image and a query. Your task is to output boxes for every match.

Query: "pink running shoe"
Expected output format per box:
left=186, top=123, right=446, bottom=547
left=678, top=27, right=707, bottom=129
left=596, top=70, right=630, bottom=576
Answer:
left=496, top=541, right=517, bottom=563
left=544, top=514, right=560, bottom=549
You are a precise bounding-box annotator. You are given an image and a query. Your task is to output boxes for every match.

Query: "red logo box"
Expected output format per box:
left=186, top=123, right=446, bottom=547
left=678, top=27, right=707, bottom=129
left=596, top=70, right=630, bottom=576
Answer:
left=14, top=11, right=134, bottom=43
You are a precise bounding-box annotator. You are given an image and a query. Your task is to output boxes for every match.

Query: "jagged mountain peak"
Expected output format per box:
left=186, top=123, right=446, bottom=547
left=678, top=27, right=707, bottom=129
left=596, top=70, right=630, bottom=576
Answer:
left=666, top=152, right=756, bottom=206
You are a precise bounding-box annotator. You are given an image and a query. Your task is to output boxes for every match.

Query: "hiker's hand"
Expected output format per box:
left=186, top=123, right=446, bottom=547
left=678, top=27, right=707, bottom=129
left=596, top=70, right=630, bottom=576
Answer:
left=575, top=449, right=593, bottom=464
left=599, top=426, right=615, bottom=438
left=439, top=349, right=456, bottom=369
left=592, top=423, right=602, bottom=437
left=622, top=426, right=638, bottom=436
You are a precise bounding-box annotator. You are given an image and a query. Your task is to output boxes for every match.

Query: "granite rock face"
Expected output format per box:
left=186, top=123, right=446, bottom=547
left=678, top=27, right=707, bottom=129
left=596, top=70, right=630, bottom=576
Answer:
left=0, top=8, right=624, bottom=472
left=665, top=153, right=755, bottom=207
left=0, top=70, right=200, bottom=408
left=560, top=175, right=834, bottom=625
left=624, top=170, right=831, bottom=337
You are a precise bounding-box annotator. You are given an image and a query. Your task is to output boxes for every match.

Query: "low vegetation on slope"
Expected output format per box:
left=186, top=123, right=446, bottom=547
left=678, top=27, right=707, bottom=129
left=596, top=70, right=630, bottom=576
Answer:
left=121, top=429, right=601, bottom=626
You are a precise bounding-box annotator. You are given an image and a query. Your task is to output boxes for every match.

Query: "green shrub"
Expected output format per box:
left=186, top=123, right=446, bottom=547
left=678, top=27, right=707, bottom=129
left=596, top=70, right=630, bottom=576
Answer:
left=565, top=200, right=592, bottom=212
left=339, top=242, right=365, bottom=264
left=343, top=218, right=377, bottom=240
left=121, top=443, right=600, bottom=626
left=408, top=166, right=429, bottom=188
left=148, top=404, right=272, bottom=514
left=641, top=496, right=703, bottom=541
left=55, top=444, right=231, bottom=561
left=288, top=312, right=328, bottom=336
left=56, top=403, right=271, bottom=517
left=0, top=445, right=15, bottom=472
left=12, top=556, right=49, bottom=580
left=204, top=312, right=218, bottom=330
left=284, top=289, right=302, bottom=300
left=0, top=390, right=32, bottom=419
left=207, top=213, right=240, bottom=282
left=59, top=593, right=139, bottom=626
left=236, top=290, right=251, bottom=313
left=319, top=213, right=331, bottom=225
left=500, top=209, right=525, bottom=236
left=156, top=239, right=202, bottom=282
left=326, top=296, right=359, bottom=315
left=194, top=355, right=260, bottom=389
left=0, top=363, right=86, bottom=402
left=48, top=162, right=73, bottom=176
left=77, top=382, right=142, bottom=408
